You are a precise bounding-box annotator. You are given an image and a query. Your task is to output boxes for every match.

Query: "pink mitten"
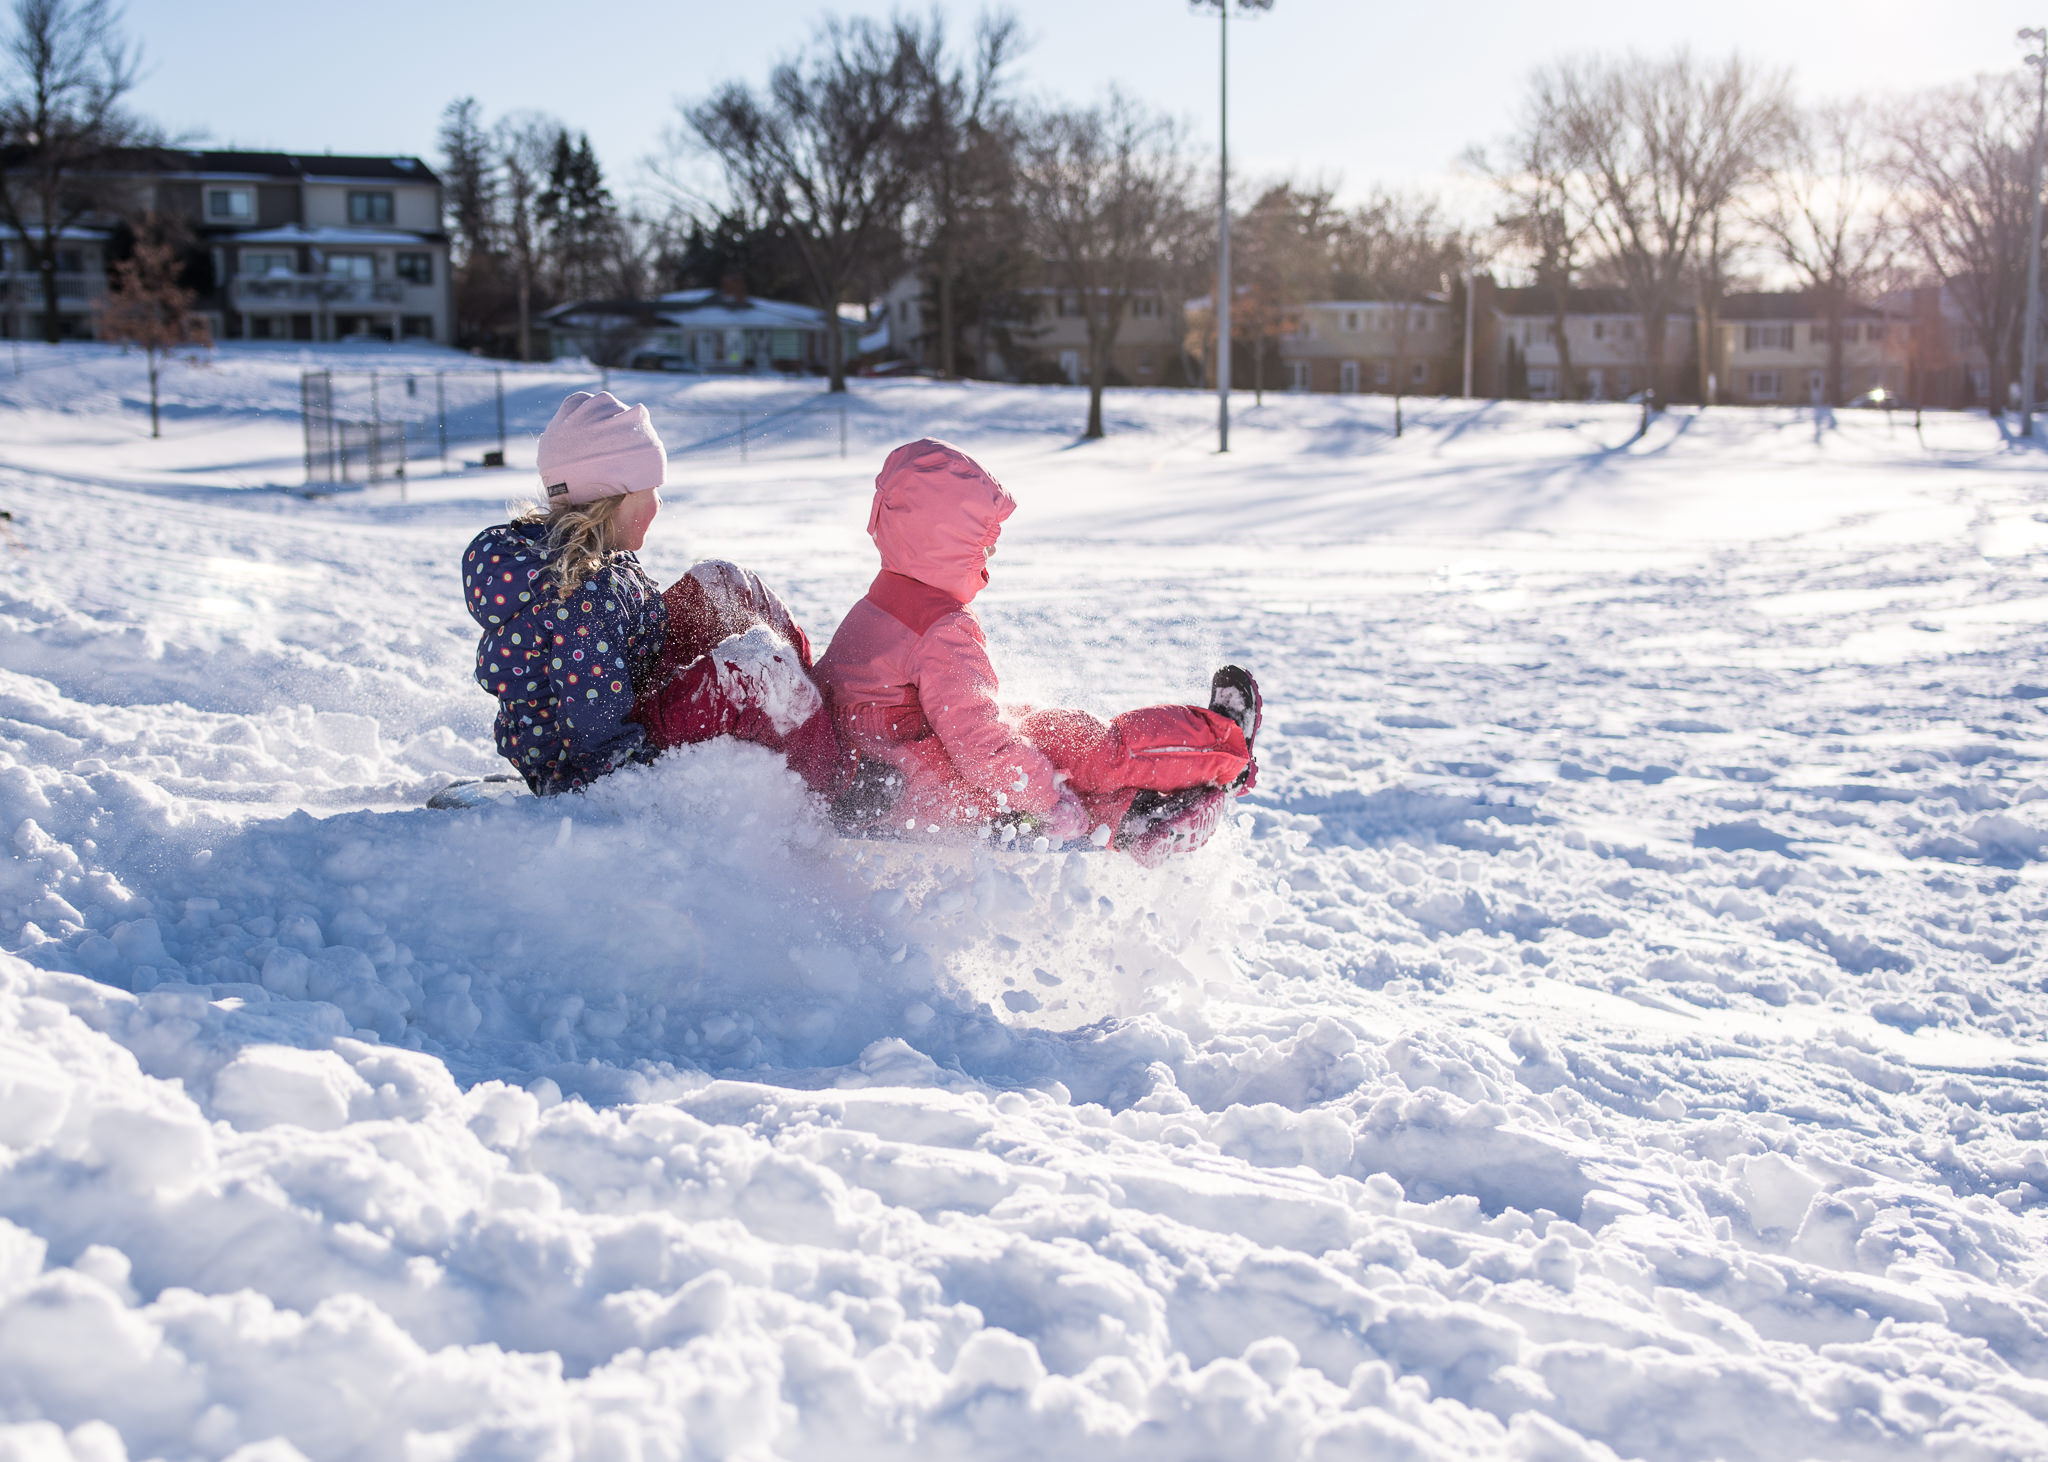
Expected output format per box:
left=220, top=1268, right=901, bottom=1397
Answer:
left=1040, top=788, right=1088, bottom=842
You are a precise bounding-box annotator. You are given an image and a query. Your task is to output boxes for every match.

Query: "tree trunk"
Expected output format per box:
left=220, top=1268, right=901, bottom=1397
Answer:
left=828, top=296, right=848, bottom=395
left=39, top=249, right=60, bottom=345
left=517, top=273, right=532, bottom=363
left=1827, top=289, right=1846, bottom=407
left=1254, top=337, right=1264, bottom=407
left=1085, top=334, right=1105, bottom=438
left=1551, top=284, right=1576, bottom=400
left=1394, top=389, right=1403, bottom=437
left=938, top=253, right=956, bottom=379
left=1641, top=308, right=1666, bottom=437
left=147, top=352, right=160, bottom=438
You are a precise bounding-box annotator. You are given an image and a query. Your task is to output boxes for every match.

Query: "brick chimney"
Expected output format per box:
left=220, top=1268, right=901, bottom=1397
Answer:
left=720, top=272, right=747, bottom=305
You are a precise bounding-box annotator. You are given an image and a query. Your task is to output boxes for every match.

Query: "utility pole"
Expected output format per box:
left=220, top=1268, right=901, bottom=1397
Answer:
left=1462, top=268, right=1476, bottom=399
left=1194, top=1, right=1274, bottom=453
left=2021, top=28, right=2047, bottom=436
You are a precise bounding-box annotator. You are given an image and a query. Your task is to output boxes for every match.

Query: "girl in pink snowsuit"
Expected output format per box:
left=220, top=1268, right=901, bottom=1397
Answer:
left=818, top=439, right=1260, bottom=860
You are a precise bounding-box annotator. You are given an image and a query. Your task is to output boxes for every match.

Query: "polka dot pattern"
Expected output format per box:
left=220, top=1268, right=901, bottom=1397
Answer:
left=462, top=520, right=667, bottom=794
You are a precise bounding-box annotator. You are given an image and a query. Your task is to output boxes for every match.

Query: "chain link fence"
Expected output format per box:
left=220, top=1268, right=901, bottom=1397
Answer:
left=300, top=367, right=855, bottom=490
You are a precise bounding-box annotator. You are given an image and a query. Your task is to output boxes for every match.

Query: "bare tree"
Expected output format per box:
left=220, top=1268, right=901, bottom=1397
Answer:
left=498, top=113, right=558, bottom=362
left=1553, top=49, right=1791, bottom=430
left=1232, top=181, right=1338, bottom=403
left=1470, top=79, right=1595, bottom=401
left=97, top=213, right=207, bottom=437
left=1331, top=192, right=1467, bottom=433
left=1016, top=91, right=1197, bottom=438
left=0, top=0, right=151, bottom=343
left=1752, top=100, right=1894, bottom=406
left=907, top=11, right=1020, bottom=379
left=1888, top=75, right=2036, bottom=415
left=684, top=16, right=932, bottom=392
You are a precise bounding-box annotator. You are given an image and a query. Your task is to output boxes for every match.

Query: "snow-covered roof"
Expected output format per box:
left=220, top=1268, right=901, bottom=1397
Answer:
left=231, top=225, right=436, bottom=248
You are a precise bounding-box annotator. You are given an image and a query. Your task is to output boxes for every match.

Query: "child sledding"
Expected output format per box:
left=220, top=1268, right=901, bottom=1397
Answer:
left=457, top=392, right=1260, bottom=863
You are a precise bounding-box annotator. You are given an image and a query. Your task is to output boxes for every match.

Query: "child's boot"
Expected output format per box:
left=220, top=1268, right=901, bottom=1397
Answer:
left=1208, top=665, right=1262, bottom=790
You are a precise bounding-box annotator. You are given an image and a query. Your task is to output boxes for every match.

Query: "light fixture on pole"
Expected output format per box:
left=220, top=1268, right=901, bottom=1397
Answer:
left=2021, top=27, right=2047, bottom=436
left=1191, top=0, right=1273, bottom=454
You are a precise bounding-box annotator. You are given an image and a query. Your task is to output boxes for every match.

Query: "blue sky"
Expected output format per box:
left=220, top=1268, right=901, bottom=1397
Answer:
left=125, top=0, right=2041, bottom=220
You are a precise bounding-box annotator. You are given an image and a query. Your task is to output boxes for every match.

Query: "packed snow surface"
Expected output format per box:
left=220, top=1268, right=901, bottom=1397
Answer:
left=1, top=342, right=2046, bottom=1461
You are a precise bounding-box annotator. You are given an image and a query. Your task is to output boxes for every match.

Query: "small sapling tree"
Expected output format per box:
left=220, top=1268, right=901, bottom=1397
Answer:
left=98, top=218, right=209, bottom=438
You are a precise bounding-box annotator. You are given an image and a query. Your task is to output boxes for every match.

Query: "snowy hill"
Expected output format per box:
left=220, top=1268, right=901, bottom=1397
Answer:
left=1, top=343, right=2045, bottom=1460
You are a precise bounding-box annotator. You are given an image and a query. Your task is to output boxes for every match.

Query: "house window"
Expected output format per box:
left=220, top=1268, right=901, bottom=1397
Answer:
left=1343, top=311, right=1360, bottom=332
left=395, top=252, right=432, bottom=285
left=348, top=191, right=394, bottom=224
left=1865, top=322, right=1887, bottom=343
left=401, top=314, right=435, bottom=340
left=1132, top=295, right=1159, bottom=318
left=1056, top=294, right=1082, bottom=318
left=1058, top=348, right=1081, bottom=383
left=1373, top=360, right=1390, bottom=385
left=1136, top=350, right=1155, bottom=375
left=1340, top=359, right=1359, bottom=393
left=56, top=248, right=85, bottom=274
left=770, top=329, right=800, bottom=361
left=1286, top=361, right=1310, bottom=392
left=241, top=250, right=295, bottom=276
left=324, top=253, right=375, bottom=280
left=207, top=187, right=254, bottom=221
left=1839, top=323, right=1859, bottom=343
left=1411, top=360, right=1427, bottom=385
left=1744, top=324, right=1794, bottom=351
left=1747, top=370, right=1783, bottom=399
left=1593, top=320, right=1605, bottom=341
left=1527, top=368, right=1555, bottom=397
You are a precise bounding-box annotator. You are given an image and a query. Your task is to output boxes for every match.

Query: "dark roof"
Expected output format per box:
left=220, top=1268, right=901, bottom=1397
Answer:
left=1717, top=290, right=1881, bottom=321
left=1493, top=286, right=1641, bottom=316
left=9, top=147, right=441, bottom=186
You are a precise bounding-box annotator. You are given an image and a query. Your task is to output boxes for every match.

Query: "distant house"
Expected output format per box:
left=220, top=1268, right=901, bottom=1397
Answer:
left=1490, top=287, right=1696, bottom=403
left=542, top=279, right=857, bottom=373
left=0, top=148, right=452, bottom=344
left=1277, top=299, right=1460, bottom=395
left=1714, top=292, right=1907, bottom=405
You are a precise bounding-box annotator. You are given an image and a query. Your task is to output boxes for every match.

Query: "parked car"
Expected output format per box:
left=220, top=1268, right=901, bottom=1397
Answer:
left=629, top=353, right=697, bottom=373
left=1845, top=387, right=1899, bottom=410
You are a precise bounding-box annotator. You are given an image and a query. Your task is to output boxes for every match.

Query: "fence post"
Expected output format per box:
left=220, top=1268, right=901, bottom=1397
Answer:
left=370, top=372, right=382, bottom=484
left=495, top=370, right=506, bottom=458
left=437, top=372, right=447, bottom=471
left=300, top=371, right=313, bottom=485
left=398, top=420, right=408, bottom=502
left=839, top=397, right=847, bottom=458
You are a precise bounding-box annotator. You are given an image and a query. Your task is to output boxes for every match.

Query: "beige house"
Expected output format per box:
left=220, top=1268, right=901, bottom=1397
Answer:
left=0, top=149, right=453, bottom=345
left=1714, top=294, right=1908, bottom=405
left=1277, top=299, right=1458, bottom=394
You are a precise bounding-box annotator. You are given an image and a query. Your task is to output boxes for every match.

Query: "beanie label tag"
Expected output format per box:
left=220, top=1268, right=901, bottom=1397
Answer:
left=546, top=482, right=569, bottom=499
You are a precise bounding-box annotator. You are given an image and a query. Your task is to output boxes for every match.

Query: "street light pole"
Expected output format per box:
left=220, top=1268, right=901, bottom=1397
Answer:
left=1194, top=1, right=1273, bottom=454
left=2021, top=27, right=2047, bottom=436
left=1462, top=267, right=1476, bottom=399
left=1217, top=2, right=1230, bottom=453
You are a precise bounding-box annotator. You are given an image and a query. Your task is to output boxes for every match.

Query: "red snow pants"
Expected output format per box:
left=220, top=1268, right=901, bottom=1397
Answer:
left=1017, top=705, right=1251, bottom=830
left=630, top=561, right=855, bottom=797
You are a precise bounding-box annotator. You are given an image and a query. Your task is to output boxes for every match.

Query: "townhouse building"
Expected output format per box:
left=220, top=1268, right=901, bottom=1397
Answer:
left=0, top=149, right=452, bottom=344
left=870, top=270, right=1185, bottom=385
left=1277, top=299, right=1460, bottom=395
left=1712, top=292, right=1908, bottom=405
left=1491, top=287, right=1696, bottom=403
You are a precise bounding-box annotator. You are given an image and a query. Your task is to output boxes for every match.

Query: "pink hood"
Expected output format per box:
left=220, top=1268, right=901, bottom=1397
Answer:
left=866, top=439, right=1013, bottom=604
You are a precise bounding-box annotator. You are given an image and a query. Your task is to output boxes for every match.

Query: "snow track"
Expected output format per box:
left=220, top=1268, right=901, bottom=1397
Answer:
left=1, top=345, right=2045, bottom=1460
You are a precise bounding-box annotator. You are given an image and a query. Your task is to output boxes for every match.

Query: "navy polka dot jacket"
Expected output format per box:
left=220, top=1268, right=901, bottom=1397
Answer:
left=462, top=520, right=667, bottom=794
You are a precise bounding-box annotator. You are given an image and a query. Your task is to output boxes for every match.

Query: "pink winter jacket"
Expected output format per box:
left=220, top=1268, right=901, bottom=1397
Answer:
left=817, top=440, right=1062, bottom=823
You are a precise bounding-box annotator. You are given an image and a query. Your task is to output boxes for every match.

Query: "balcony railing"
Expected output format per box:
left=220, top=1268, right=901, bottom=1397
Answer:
left=232, top=275, right=405, bottom=307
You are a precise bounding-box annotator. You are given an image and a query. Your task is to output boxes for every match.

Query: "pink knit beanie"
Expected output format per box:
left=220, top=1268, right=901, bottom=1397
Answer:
left=536, top=391, right=667, bottom=505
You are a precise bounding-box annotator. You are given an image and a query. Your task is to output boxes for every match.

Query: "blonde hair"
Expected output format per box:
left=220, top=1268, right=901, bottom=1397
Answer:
left=513, top=494, right=628, bottom=603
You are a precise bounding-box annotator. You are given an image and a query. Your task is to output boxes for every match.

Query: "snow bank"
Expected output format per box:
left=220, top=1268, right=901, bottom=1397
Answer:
left=2, top=352, right=2047, bottom=1459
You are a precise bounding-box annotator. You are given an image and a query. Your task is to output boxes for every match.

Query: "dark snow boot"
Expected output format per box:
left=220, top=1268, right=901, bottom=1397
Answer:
left=1117, top=784, right=1232, bottom=867
left=1209, top=665, right=1262, bottom=790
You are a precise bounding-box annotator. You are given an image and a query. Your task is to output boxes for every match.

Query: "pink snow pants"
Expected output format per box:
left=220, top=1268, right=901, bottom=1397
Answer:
left=1016, top=705, right=1252, bottom=830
